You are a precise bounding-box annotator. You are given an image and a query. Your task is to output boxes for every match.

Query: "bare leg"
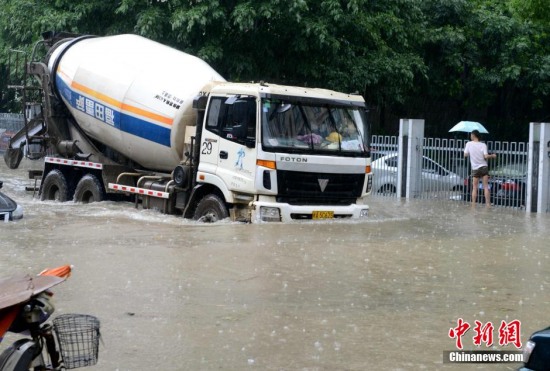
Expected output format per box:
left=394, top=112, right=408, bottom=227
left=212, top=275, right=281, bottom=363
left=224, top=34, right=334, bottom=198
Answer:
left=471, top=177, right=479, bottom=205
left=483, top=175, right=491, bottom=206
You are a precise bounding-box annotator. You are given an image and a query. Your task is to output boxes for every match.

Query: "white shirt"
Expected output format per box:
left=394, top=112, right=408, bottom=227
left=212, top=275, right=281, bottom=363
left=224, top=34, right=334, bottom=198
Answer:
left=464, top=141, right=488, bottom=170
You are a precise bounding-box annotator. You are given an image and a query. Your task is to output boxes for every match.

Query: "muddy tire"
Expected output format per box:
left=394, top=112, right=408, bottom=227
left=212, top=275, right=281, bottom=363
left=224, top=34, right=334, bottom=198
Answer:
left=40, top=169, right=69, bottom=201
left=74, top=174, right=104, bottom=203
left=193, top=194, right=229, bottom=222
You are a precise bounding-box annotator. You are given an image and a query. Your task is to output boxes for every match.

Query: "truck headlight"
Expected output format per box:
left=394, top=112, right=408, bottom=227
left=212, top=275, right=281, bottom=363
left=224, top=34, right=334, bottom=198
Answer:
left=12, top=205, right=24, bottom=220
left=366, top=174, right=372, bottom=193
left=523, top=340, right=535, bottom=364
left=260, top=206, right=281, bottom=222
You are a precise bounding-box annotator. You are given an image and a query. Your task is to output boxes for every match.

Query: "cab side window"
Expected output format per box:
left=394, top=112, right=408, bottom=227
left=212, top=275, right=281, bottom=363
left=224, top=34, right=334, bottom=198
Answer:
left=205, top=96, right=256, bottom=145
left=205, top=98, right=223, bottom=136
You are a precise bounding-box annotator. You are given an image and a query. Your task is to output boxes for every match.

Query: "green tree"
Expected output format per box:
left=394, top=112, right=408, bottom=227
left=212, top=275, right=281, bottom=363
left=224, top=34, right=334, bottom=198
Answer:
left=0, top=0, right=429, bottom=125
left=408, top=0, right=550, bottom=139
left=0, top=0, right=548, bottom=139
left=0, top=0, right=122, bottom=111
left=126, top=0, right=428, bottom=132
left=509, top=0, right=550, bottom=26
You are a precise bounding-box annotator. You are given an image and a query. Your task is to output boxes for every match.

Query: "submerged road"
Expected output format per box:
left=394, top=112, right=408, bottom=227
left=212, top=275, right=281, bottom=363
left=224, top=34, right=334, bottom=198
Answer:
left=1, top=159, right=546, bottom=370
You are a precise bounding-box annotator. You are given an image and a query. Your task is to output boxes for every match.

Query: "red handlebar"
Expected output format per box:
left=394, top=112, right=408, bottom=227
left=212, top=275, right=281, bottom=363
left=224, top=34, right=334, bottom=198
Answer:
left=39, top=265, right=72, bottom=279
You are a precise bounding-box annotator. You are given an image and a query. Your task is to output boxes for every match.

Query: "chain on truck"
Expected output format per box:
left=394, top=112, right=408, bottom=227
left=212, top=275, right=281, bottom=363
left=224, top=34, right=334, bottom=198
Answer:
left=4, top=32, right=373, bottom=223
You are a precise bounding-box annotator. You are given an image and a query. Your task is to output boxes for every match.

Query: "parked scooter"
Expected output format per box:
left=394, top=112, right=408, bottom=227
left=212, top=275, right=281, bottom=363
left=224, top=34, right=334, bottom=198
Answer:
left=0, top=265, right=100, bottom=370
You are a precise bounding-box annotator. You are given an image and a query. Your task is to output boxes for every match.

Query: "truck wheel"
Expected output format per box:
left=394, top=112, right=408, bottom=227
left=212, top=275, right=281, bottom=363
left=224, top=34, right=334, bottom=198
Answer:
left=40, top=169, right=69, bottom=201
left=193, top=194, right=229, bottom=222
left=74, top=174, right=104, bottom=203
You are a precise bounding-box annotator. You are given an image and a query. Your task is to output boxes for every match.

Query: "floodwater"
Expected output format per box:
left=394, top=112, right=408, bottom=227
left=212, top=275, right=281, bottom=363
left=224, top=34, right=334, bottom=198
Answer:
left=1, top=158, right=549, bottom=370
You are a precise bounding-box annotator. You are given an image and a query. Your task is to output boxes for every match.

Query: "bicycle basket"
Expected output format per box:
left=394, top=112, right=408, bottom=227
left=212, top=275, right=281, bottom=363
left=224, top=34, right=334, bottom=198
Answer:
left=53, top=314, right=100, bottom=369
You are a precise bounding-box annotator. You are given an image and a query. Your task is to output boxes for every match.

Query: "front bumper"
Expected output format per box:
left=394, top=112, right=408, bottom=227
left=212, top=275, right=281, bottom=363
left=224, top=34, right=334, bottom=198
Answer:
left=251, top=200, right=369, bottom=222
left=0, top=205, right=23, bottom=221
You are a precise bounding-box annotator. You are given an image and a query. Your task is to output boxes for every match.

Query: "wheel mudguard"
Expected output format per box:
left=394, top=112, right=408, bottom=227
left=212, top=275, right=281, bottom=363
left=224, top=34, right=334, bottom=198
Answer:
left=0, top=339, right=38, bottom=371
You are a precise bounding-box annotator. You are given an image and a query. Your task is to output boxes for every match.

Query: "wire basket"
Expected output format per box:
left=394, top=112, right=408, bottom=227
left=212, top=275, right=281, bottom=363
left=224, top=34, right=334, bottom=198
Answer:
left=53, top=314, right=100, bottom=369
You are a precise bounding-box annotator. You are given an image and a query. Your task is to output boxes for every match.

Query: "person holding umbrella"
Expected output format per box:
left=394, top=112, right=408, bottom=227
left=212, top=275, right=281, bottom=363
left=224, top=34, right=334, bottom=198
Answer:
left=464, top=130, right=497, bottom=206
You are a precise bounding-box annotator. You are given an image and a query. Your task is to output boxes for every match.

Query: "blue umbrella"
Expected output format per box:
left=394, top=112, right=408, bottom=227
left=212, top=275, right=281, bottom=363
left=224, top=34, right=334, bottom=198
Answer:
left=449, top=121, right=489, bottom=134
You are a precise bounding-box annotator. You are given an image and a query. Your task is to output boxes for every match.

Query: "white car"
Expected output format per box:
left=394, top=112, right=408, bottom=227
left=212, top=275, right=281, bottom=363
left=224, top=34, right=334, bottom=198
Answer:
left=372, top=154, right=464, bottom=194
left=0, top=181, right=23, bottom=221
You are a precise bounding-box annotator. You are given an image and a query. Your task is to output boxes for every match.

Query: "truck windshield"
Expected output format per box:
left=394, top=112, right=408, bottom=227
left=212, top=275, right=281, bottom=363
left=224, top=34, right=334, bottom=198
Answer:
left=261, top=97, right=369, bottom=156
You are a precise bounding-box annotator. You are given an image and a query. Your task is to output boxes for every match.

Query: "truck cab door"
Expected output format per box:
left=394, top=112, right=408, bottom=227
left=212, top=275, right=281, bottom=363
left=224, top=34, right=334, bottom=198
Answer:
left=200, top=96, right=257, bottom=194
left=199, top=98, right=222, bottom=175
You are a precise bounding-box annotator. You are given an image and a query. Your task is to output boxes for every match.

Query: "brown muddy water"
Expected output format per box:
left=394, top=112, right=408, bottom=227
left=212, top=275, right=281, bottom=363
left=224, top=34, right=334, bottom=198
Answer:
left=1, top=158, right=549, bottom=370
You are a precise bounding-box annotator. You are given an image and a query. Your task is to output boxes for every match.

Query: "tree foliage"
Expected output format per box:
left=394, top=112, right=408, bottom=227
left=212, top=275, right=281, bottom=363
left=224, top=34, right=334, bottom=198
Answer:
left=410, top=0, right=550, bottom=138
left=0, top=0, right=549, bottom=140
left=509, top=0, right=550, bottom=26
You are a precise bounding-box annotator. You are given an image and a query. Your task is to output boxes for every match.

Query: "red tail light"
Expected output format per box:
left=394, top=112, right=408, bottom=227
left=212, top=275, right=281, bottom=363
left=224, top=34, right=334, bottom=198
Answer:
left=501, top=181, right=519, bottom=191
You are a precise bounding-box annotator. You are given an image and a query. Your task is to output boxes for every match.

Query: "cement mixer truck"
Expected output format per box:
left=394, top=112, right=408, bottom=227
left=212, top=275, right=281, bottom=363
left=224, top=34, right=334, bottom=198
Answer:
left=5, top=32, right=372, bottom=222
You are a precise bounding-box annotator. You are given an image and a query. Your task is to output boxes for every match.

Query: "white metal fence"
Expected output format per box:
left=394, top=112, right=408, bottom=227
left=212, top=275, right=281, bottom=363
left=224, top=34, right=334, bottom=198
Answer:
left=371, top=134, right=530, bottom=208
left=0, top=113, right=24, bottom=131
left=0, top=113, right=24, bottom=152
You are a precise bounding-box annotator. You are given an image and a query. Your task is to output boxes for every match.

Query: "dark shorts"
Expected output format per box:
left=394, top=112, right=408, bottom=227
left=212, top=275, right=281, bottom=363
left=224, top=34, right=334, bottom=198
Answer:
left=472, top=166, right=489, bottom=178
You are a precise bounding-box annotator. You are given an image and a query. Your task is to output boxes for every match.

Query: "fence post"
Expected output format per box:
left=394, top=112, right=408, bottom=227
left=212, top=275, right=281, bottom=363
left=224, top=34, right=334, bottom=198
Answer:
left=398, top=119, right=425, bottom=198
left=527, top=123, right=539, bottom=212
left=527, top=122, right=550, bottom=213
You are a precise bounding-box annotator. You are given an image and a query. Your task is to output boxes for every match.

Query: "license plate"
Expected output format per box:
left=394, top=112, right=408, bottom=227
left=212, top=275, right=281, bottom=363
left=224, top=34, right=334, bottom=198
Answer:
left=312, top=211, right=334, bottom=219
